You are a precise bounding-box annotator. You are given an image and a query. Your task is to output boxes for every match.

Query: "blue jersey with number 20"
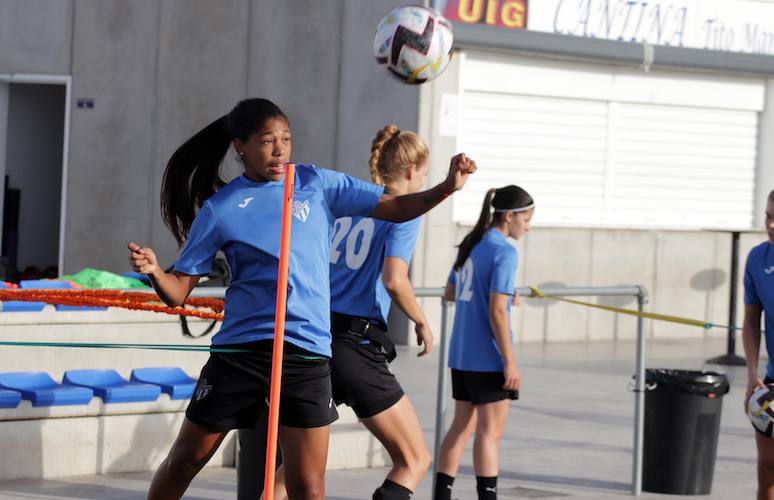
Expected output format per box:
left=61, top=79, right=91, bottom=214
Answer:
left=447, top=229, right=518, bottom=372
left=329, top=216, right=421, bottom=330
left=173, top=164, right=384, bottom=357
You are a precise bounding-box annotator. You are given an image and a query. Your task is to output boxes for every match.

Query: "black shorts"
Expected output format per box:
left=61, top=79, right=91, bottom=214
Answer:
left=330, top=331, right=404, bottom=419
left=451, top=369, right=519, bottom=405
left=186, top=340, right=338, bottom=430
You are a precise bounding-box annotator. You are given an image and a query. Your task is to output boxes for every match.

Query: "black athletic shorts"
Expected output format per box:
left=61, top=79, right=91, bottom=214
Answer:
left=330, top=331, right=404, bottom=419
left=186, top=340, right=338, bottom=430
left=451, top=368, right=519, bottom=405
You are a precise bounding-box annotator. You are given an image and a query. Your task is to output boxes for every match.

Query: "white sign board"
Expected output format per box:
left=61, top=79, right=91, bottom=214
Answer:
left=526, top=0, right=774, bottom=55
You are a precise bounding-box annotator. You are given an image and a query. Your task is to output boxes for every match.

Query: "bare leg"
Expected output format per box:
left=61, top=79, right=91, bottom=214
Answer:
left=147, top=418, right=227, bottom=500
left=757, top=432, right=774, bottom=500
left=361, top=396, right=432, bottom=491
left=437, top=400, right=477, bottom=476
left=472, top=399, right=510, bottom=477
left=278, top=424, right=330, bottom=500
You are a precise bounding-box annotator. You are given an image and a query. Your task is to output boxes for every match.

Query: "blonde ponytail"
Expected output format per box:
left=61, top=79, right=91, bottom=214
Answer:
left=368, top=124, right=429, bottom=186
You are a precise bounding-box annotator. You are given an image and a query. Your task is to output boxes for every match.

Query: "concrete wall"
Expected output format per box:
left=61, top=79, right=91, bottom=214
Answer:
left=0, top=0, right=416, bottom=273
left=413, top=221, right=767, bottom=344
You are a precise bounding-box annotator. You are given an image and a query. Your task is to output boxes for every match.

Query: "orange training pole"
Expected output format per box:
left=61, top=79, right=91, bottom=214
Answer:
left=263, top=163, right=295, bottom=500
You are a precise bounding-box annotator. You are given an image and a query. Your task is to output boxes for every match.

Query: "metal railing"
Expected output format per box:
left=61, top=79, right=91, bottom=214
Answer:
left=142, top=284, right=651, bottom=496
left=417, top=285, right=649, bottom=497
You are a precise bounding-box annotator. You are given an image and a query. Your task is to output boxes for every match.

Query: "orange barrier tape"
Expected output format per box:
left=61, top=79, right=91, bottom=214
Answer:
left=0, top=289, right=224, bottom=321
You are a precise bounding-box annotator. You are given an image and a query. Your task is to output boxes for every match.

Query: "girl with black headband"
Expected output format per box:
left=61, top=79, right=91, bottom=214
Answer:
left=434, top=185, right=534, bottom=500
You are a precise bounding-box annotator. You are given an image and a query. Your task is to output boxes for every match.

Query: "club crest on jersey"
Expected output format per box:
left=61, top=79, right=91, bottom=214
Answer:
left=293, top=200, right=310, bottom=222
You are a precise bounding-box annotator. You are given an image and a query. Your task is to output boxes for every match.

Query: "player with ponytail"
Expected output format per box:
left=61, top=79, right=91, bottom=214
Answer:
left=435, top=185, right=534, bottom=500
left=127, top=98, right=477, bottom=500
left=328, top=125, right=435, bottom=500
left=271, top=125, right=436, bottom=500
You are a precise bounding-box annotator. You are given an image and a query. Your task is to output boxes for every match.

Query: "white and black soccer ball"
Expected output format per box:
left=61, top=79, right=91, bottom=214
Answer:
left=748, top=384, right=774, bottom=437
left=373, top=5, right=454, bottom=84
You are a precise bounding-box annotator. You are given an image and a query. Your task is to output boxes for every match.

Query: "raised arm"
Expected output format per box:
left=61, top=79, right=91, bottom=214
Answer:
left=370, top=153, right=476, bottom=222
left=128, top=242, right=201, bottom=307
left=382, top=257, right=433, bottom=356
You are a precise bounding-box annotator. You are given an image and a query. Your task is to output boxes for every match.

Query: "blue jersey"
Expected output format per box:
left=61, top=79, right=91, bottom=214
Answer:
left=173, top=164, right=384, bottom=357
left=447, top=229, right=518, bottom=372
left=744, top=241, right=774, bottom=378
left=329, top=216, right=421, bottom=329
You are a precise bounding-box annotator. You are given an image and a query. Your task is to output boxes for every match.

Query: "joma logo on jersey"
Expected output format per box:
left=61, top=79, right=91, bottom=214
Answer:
left=765, top=266, right=774, bottom=275
left=238, top=197, right=254, bottom=208
left=293, top=200, right=310, bottom=222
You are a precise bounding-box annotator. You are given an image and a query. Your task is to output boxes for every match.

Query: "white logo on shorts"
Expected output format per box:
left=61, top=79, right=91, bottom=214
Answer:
left=196, top=379, right=213, bottom=400
left=765, top=266, right=774, bottom=274
left=293, top=200, right=310, bottom=222
left=238, top=197, right=254, bottom=208
left=329, top=398, right=333, bottom=408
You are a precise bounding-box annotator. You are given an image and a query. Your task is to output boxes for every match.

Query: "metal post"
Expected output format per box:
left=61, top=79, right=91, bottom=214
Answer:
left=631, top=288, right=647, bottom=496
left=432, top=298, right=452, bottom=493
left=707, top=231, right=746, bottom=365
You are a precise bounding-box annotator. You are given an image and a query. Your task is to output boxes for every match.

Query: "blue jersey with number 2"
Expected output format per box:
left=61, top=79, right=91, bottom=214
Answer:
left=447, top=229, right=518, bottom=372
left=330, top=216, right=421, bottom=330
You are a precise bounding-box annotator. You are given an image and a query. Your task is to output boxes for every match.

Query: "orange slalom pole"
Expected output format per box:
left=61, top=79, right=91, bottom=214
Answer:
left=263, top=162, right=295, bottom=500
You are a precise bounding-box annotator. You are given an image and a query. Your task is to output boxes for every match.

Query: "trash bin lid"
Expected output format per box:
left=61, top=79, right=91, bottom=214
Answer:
left=644, top=369, right=730, bottom=397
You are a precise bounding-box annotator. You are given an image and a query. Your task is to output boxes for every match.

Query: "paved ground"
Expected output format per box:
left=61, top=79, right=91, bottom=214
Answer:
left=0, top=336, right=757, bottom=499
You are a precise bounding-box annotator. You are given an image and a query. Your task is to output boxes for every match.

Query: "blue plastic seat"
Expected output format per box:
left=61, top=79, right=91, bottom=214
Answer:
left=0, top=372, right=93, bottom=406
left=0, top=389, right=22, bottom=408
left=20, top=280, right=106, bottom=311
left=0, top=281, right=45, bottom=312
left=130, top=367, right=197, bottom=400
left=63, top=369, right=160, bottom=403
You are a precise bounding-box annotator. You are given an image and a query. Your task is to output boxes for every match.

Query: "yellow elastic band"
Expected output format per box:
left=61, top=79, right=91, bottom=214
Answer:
left=527, top=286, right=707, bottom=328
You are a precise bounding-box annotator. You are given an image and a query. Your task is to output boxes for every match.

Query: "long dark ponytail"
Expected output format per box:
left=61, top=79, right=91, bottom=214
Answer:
left=161, top=98, right=287, bottom=246
left=453, top=185, right=533, bottom=270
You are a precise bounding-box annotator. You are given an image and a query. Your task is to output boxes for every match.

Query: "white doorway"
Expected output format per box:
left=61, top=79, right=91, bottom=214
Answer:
left=0, top=74, right=71, bottom=281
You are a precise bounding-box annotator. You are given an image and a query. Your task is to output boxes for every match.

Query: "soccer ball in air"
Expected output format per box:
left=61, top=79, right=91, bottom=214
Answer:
left=748, top=384, right=774, bottom=437
left=373, top=5, right=454, bottom=84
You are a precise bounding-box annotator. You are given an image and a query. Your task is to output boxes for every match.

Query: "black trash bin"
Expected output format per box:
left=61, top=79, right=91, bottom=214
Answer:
left=642, top=369, right=730, bottom=495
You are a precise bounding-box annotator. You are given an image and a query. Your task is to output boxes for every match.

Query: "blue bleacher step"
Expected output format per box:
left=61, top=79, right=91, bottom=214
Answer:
left=0, top=389, right=22, bottom=408
left=0, top=282, right=45, bottom=312
left=20, top=280, right=106, bottom=311
left=0, top=372, right=93, bottom=406
left=63, top=369, right=161, bottom=403
left=130, top=367, right=197, bottom=400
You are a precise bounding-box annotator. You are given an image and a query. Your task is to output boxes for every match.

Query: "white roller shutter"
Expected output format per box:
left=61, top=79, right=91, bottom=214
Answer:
left=452, top=51, right=764, bottom=229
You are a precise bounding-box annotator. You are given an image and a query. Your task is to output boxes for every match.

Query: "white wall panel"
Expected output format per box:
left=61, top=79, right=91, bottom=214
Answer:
left=455, top=51, right=763, bottom=229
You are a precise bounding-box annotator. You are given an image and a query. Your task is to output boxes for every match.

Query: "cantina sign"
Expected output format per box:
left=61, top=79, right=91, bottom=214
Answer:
left=441, top=0, right=774, bottom=55
left=535, top=0, right=774, bottom=54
